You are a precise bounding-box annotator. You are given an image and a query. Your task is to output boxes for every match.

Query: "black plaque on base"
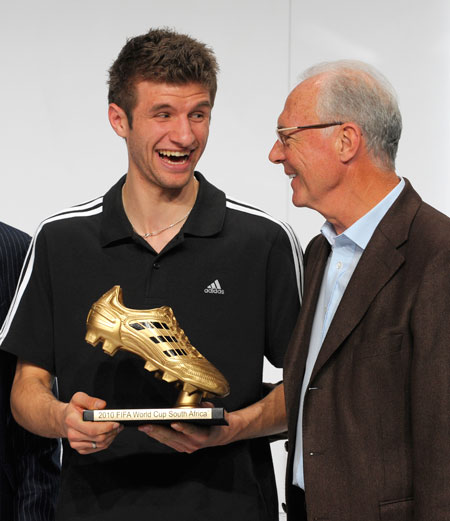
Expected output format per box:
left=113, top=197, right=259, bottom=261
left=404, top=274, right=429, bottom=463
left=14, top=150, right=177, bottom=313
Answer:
left=83, top=407, right=227, bottom=426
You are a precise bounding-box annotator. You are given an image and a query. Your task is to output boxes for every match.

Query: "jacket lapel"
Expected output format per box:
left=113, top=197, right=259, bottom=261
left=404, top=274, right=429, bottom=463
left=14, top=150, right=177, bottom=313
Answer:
left=284, top=236, right=330, bottom=426
left=309, top=179, right=421, bottom=383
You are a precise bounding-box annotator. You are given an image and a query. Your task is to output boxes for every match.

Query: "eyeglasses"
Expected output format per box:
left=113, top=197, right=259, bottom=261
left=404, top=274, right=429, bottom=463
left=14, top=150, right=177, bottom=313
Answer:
left=276, top=122, right=343, bottom=145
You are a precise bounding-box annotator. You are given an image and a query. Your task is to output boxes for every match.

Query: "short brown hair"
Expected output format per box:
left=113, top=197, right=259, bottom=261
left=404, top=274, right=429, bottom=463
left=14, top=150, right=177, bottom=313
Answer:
left=108, top=28, right=219, bottom=126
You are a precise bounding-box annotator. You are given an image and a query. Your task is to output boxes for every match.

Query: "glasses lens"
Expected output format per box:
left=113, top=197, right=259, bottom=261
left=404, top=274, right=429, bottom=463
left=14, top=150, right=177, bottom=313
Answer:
left=276, top=129, right=285, bottom=145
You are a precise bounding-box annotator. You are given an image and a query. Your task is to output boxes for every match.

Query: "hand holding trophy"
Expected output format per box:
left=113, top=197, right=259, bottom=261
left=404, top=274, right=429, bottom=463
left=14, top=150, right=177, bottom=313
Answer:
left=83, top=286, right=230, bottom=425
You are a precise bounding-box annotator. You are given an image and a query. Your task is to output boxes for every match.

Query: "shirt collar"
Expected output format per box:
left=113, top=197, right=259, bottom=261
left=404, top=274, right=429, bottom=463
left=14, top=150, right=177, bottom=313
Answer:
left=100, top=172, right=226, bottom=247
left=321, top=177, right=405, bottom=250
left=182, top=172, right=226, bottom=236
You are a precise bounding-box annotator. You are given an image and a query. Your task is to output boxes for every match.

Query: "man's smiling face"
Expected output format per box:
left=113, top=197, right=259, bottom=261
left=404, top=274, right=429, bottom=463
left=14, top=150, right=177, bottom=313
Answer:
left=269, top=78, right=342, bottom=211
left=123, top=81, right=212, bottom=191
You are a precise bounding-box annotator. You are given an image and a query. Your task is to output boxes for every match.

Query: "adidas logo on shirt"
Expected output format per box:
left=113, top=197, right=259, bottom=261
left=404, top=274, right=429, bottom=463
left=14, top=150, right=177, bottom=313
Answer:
left=204, top=279, right=225, bottom=295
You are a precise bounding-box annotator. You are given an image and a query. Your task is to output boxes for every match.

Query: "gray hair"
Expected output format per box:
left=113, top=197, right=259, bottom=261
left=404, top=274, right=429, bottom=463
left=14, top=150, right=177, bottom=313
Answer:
left=300, top=60, right=402, bottom=170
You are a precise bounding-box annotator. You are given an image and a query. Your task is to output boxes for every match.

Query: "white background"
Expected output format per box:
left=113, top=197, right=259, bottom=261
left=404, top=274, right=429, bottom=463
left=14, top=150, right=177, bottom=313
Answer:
left=1, top=0, right=449, bottom=514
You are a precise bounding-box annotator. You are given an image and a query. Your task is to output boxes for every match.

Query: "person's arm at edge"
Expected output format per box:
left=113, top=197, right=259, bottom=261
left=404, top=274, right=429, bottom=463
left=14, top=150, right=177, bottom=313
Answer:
left=12, top=417, right=60, bottom=521
left=11, top=360, right=123, bottom=454
left=139, top=383, right=286, bottom=453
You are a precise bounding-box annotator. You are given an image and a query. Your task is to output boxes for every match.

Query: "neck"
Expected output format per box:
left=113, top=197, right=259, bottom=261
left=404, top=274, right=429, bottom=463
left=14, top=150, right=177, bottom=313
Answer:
left=122, top=173, right=199, bottom=252
left=323, top=168, right=400, bottom=235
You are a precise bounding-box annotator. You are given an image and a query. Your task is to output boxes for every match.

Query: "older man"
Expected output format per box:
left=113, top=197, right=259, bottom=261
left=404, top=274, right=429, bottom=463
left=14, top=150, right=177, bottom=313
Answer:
left=269, top=61, right=450, bottom=520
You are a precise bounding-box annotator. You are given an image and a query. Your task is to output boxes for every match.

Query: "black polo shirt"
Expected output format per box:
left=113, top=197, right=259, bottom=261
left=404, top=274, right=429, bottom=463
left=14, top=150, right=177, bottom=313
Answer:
left=1, top=173, right=301, bottom=521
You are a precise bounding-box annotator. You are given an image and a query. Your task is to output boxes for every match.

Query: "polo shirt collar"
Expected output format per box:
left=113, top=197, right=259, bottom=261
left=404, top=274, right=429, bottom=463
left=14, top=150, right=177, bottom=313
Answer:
left=100, top=172, right=226, bottom=247
left=100, top=175, right=132, bottom=246
left=183, top=172, right=226, bottom=237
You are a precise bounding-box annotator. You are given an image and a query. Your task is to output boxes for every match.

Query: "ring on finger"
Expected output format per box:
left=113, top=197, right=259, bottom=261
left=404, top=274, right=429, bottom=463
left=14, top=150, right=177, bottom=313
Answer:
left=92, top=441, right=97, bottom=450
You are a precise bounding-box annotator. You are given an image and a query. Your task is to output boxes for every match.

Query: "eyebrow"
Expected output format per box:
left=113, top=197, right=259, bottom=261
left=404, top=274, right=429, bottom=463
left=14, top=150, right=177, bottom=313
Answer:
left=194, top=101, right=212, bottom=110
left=150, top=100, right=212, bottom=112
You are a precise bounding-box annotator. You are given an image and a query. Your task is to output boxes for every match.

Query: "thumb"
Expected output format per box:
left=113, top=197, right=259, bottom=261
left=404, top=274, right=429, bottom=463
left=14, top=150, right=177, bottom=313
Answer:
left=71, top=391, right=107, bottom=411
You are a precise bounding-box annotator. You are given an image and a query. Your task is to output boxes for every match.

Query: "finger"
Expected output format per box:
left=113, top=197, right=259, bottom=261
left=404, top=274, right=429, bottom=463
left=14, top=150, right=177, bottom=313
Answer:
left=138, top=424, right=197, bottom=453
left=72, top=440, right=103, bottom=454
left=170, top=422, right=198, bottom=435
left=91, top=425, right=124, bottom=444
left=67, top=414, right=122, bottom=436
left=71, top=391, right=107, bottom=411
left=83, top=421, right=123, bottom=436
left=70, top=426, right=123, bottom=454
left=68, top=424, right=123, bottom=444
left=100, top=425, right=124, bottom=444
left=170, top=422, right=209, bottom=439
left=138, top=424, right=170, bottom=438
left=69, top=438, right=101, bottom=454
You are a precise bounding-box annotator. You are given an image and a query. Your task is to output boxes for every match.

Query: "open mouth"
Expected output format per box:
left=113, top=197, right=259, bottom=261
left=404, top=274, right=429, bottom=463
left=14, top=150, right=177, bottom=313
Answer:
left=158, top=150, right=191, bottom=165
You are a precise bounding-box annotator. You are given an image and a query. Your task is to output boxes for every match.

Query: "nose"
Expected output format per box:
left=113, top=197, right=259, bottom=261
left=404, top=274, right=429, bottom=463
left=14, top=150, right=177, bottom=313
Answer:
left=169, top=116, right=197, bottom=148
left=269, top=139, right=285, bottom=164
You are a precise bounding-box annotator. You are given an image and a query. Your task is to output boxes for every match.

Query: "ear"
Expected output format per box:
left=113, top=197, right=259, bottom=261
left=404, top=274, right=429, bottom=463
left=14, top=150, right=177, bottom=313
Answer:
left=108, top=103, right=130, bottom=138
left=335, top=123, right=362, bottom=163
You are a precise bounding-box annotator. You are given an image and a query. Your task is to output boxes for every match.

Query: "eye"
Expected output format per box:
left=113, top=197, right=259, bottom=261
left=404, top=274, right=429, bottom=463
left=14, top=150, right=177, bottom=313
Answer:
left=190, top=112, right=207, bottom=121
left=278, top=133, right=293, bottom=146
left=191, top=107, right=212, bottom=121
left=284, top=131, right=302, bottom=146
left=155, top=113, right=170, bottom=119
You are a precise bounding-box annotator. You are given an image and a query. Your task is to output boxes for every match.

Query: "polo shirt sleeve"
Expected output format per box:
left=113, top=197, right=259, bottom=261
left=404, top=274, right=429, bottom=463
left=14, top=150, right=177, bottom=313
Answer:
left=0, top=226, right=56, bottom=374
left=264, top=224, right=302, bottom=367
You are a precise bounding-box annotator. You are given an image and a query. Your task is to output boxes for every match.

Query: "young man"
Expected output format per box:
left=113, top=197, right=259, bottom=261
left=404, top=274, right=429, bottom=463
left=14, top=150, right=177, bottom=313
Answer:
left=269, top=60, right=450, bottom=521
left=0, top=29, right=301, bottom=520
left=0, top=222, right=60, bottom=521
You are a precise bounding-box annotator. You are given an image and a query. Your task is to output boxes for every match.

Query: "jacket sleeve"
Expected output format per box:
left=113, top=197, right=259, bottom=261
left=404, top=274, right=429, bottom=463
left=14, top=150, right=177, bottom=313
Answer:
left=410, top=247, right=450, bottom=519
left=0, top=223, right=60, bottom=521
left=12, top=419, right=61, bottom=521
left=0, top=225, right=56, bottom=373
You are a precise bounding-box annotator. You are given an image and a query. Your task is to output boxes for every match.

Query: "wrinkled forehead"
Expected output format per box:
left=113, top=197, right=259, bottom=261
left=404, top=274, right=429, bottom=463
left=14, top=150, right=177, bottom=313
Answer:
left=279, top=78, right=321, bottom=126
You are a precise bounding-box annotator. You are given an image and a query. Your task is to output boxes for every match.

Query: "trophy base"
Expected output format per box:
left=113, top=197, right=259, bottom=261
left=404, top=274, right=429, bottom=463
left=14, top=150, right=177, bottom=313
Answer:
left=173, top=389, right=205, bottom=408
left=83, top=407, right=227, bottom=426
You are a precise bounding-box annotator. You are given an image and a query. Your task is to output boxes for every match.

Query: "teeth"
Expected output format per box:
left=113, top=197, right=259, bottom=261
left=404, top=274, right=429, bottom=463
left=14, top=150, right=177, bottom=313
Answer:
left=158, top=150, right=190, bottom=164
left=288, top=174, right=296, bottom=179
left=159, top=150, right=189, bottom=157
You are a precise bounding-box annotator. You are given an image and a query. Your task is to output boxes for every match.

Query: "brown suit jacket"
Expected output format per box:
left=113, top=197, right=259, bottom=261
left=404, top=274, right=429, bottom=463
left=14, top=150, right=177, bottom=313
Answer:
left=284, top=180, right=450, bottom=521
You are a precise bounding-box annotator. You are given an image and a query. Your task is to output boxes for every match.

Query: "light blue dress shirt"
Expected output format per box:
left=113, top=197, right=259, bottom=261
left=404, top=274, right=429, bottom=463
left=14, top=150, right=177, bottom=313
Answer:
left=293, top=177, right=405, bottom=490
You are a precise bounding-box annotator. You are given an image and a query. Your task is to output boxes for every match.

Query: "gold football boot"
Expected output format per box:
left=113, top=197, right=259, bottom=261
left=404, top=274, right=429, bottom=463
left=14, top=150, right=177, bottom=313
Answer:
left=85, top=286, right=230, bottom=407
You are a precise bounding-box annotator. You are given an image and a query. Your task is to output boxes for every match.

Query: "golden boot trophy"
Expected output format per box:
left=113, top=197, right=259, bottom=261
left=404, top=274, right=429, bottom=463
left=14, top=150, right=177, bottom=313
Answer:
left=83, top=286, right=230, bottom=425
